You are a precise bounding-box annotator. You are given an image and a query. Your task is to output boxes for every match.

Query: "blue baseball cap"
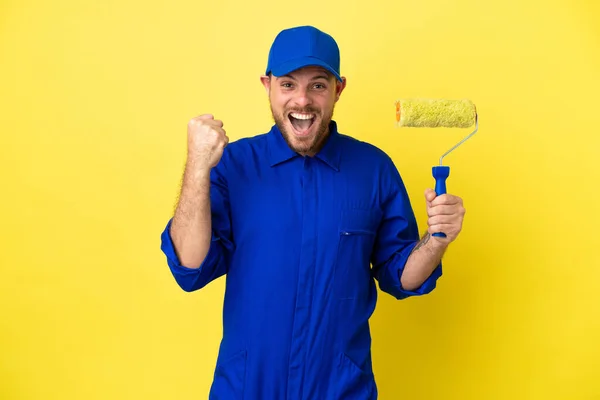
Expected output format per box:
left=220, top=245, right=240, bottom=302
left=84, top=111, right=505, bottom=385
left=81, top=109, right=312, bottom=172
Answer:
left=265, top=25, right=342, bottom=82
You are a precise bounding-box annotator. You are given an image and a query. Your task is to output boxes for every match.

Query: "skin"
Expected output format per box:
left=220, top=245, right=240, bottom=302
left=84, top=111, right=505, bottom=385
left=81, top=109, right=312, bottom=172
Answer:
left=169, top=114, right=228, bottom=269
left=169, top=65, right=466, bottom=291
left=400, top=189, right=466, bottom=290
left=260, top=66, right=346, bottom=156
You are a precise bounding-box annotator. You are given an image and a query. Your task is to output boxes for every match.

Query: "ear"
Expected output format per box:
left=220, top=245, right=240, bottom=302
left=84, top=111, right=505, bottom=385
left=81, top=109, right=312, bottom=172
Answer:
left=334, top=76, right=347, bottom=102
left=260, top=75, right=271, bottom=95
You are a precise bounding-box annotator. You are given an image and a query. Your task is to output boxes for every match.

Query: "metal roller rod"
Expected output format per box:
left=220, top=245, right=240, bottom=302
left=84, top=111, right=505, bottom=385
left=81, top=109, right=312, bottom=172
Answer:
left=439, top=114, right=479, bottom=166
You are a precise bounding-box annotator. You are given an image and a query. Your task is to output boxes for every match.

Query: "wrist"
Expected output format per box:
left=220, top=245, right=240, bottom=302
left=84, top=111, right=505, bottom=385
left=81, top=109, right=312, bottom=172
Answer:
left=185, top=160, right=211, bottom=180
left=179, top=168, right=211, bottom=195
left=430, top=235, right=449, bottom=251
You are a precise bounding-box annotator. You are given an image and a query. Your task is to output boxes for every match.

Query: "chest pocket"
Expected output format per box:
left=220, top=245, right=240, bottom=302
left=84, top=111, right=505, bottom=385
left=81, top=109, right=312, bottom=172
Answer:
left=333, top=208, right=382, bottom=300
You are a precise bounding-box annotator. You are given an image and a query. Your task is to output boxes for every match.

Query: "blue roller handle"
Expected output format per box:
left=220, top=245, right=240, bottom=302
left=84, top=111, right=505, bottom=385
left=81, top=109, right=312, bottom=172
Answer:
left=432, top=166, right=450, bottom=238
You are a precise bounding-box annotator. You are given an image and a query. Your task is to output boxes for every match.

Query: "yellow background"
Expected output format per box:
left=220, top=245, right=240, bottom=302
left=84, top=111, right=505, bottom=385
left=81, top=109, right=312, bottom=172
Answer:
left=2, top=0, right=599, bottom=398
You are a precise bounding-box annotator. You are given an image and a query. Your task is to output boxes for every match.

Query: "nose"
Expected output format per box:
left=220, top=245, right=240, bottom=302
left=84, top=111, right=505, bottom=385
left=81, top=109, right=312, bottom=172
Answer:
left=292, top=87, right=312, bottom=108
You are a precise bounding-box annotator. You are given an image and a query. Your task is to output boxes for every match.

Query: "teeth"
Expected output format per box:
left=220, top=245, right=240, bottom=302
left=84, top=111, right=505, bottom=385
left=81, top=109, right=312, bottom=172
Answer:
left=290, top=113, right=314, bottom=120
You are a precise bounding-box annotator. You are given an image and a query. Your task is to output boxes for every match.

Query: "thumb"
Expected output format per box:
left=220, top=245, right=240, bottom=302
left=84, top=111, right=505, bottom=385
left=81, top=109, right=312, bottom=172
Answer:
left=424, top=188, right=437, bottom=204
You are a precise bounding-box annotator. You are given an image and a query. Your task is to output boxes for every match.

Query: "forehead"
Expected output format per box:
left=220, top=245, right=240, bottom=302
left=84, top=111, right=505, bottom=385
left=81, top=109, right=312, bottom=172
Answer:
left=276, top=66, right=332, bottom=80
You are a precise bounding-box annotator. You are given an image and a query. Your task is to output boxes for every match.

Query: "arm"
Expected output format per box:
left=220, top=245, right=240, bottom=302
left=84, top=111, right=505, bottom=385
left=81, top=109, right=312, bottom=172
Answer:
left=161, top=163, right=232, bottom=292
left=371, top=159, right=442, bottom=300
left=170, top=165, right=212, bottom=269
left=401, top=189, right=465, bottom=291
left=400, top=232, right=446, bottom=291
left=160, top=114, right=232, bottom=292
left=372, top=158, right=465, bottom=299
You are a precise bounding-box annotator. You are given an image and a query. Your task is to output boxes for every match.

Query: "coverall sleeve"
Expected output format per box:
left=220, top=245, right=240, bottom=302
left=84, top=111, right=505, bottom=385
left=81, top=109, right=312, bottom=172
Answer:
left=371, top=158, right=442, bottom=300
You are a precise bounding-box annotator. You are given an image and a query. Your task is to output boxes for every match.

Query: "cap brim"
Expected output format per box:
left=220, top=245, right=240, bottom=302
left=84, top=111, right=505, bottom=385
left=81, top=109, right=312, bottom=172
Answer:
left=270, top=57, right=342, bottom=82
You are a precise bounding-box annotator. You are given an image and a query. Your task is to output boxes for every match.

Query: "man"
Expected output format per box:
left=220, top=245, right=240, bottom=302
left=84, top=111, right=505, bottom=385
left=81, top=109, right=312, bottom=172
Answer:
left=160, top=25, right=465, bottom=399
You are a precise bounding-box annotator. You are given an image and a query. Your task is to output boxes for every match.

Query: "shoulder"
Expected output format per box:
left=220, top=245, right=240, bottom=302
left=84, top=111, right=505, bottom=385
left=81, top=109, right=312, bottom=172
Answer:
left=225, top=132, right=269, bottom=155
left=337, top=133, right=396, bottom=170
left=335, top=132, right=408, bottom=193
left=216, top=131, right=269, bottom=166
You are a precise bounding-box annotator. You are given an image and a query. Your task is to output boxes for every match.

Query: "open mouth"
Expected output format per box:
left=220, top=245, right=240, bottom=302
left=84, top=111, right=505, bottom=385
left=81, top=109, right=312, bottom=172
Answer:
left=288, top=112, right=315, bottom=136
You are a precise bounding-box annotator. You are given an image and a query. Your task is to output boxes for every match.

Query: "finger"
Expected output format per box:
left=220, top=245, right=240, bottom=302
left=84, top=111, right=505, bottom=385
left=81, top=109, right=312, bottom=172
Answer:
left=427, top=223, right=455, bottom=235
left=428, top=215, right=457, bottom=226
left=429, top=214, right=463, bottom=226
left=189, top=114, right=214, bottom=127
left=427, top=205, right=460, bottom=217
left=424, top=188, right=437, bottom=203
left=204, top=119, right=224, bottom=128
left=431, top=194, right=462, bottom=207
left=200, top=125, right=224, bottom=135
left=212, top=127, right=226, bottom=138
left=213, top=129, right=229, bottom=147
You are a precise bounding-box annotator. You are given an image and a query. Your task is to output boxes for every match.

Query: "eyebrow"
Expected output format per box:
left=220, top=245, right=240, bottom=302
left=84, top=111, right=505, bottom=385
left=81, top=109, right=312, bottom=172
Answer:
left=280, top=74, right=330, bottom=81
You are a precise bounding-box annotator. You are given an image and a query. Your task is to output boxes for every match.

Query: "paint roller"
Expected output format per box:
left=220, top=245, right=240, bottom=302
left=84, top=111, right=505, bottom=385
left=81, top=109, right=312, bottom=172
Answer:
left=394, top=98, right=479, bottom=238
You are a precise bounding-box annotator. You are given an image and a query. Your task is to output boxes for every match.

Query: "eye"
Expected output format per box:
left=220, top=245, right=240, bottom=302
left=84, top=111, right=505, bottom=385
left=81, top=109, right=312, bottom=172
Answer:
left=313, top=83, right=326, bottom=89
left=281, top=82, right=293, bottom=88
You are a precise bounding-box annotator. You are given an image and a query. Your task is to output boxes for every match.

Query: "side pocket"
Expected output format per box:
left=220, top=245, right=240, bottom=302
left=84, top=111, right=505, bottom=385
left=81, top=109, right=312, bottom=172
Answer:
left=209, top=350, right=247, bottom=400
left=335, top=353, right=375, bottom=400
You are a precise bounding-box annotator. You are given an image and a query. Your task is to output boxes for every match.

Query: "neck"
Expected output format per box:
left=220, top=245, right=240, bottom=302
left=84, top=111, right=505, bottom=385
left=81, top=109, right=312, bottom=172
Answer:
left=302, top=126, right=330, bottom=157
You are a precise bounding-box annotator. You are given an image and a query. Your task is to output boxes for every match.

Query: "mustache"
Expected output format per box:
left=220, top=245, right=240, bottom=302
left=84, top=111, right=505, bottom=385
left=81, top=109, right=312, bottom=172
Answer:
left=286, top=107, right=320, bottom=115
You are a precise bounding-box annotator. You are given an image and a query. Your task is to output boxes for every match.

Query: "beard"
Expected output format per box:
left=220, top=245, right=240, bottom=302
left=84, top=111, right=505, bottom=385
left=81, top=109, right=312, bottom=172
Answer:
left=270, top=102, right=334, bottom=155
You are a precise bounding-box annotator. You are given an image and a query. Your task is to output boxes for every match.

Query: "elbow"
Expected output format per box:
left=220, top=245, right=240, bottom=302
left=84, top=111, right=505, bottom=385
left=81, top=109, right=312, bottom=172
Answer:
left=169, top=248, right=223, bottom=293
left=397, top=264, right=443, bottom=298
left=178, top=256, right=202, bottom=270
left=399, top=268, right=423, bottom=291
left=400, top=276, right=421, bottom=292
left=173, top=244, right=209, bottom=271
left=176, top=278, right=201, bottom=292
left=169, top=262, right=206, bottom=292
